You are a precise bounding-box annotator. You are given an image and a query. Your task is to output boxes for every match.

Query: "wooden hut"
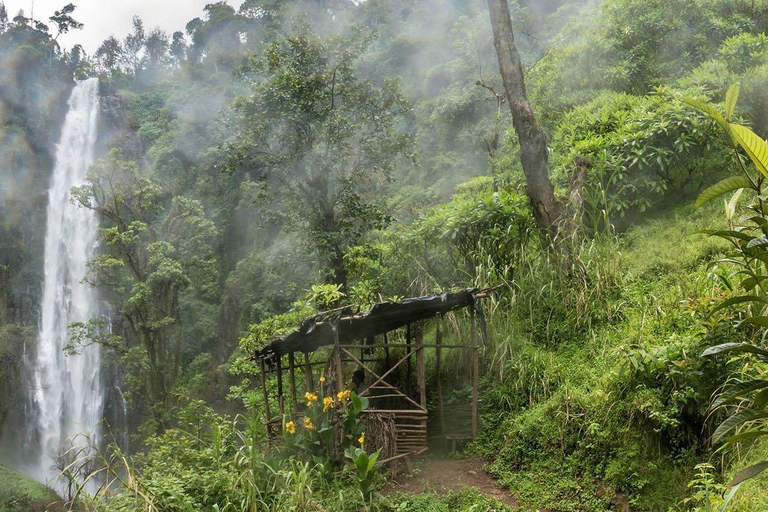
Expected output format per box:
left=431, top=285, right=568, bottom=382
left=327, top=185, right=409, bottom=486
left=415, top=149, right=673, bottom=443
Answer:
left=252, top=288, right=489, bottom=465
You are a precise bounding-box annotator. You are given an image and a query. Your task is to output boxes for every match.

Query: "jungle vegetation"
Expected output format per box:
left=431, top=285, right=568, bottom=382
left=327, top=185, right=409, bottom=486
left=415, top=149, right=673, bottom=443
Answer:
left=5, top=0, right=768, bottom=510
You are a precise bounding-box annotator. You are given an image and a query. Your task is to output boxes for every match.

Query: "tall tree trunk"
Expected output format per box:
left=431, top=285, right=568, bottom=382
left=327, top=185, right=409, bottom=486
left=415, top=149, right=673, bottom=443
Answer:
left=487, top=0, right=560, bottom=243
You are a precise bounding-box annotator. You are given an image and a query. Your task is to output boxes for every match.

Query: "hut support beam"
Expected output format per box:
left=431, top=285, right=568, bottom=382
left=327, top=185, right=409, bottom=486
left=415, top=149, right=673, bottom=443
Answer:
left=416, top=327, right=426, bottom=409
left=436, top=317, right=445, bottom=436
left=304, top=352, right=314, bottom=393
left=260, top=358, right=271, bottom=424
left=289, top=352, right=298, bottom=412
left=471, top=308, right=479, bottom=438
left=276, top=355, right=284, bottom=418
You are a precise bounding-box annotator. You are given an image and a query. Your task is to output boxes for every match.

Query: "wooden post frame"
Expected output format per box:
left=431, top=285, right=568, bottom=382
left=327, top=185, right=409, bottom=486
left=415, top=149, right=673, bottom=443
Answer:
left=333, top=326, right=343, bottom=394
left=435, top=316, right=445, bottom=436
left=276, top=355, right=284, bottom=418
left=260, top=358, right=271, bottom=423
left=288, top=352, right=298, bottom=413
left=416, top=327, right=426, bottom=409
left=304, top=352, right=314, bottom=393
left=471, top=308, right=479, bottom=438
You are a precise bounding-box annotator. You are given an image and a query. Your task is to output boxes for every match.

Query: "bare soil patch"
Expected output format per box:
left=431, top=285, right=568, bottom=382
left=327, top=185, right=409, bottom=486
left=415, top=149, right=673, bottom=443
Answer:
left=383, top=456, right=518, bottom=508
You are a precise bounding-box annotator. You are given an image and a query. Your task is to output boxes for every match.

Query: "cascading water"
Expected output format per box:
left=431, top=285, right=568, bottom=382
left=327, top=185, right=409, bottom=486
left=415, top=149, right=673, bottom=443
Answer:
left=29, top=78, right=103, bottom=486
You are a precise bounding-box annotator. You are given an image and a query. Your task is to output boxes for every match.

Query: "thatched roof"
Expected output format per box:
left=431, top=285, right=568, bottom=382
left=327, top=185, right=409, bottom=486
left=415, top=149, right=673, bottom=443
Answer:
left=254, top=288, right=485, bottom=362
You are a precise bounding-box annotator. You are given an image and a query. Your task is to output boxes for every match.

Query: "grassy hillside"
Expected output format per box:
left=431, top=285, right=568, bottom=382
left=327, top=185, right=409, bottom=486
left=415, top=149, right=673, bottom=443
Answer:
left=0, top=464, right=62, bottom=512
left=466, top=202, right=747, bottom=511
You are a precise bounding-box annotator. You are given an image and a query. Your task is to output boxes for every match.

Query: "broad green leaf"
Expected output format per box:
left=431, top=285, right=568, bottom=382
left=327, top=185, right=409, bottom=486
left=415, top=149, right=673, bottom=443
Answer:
left=713, top=379, right=768, bottom=408
left=683, top=97, right=729, bottom=132
left=729, top=123, right=768, bottom=179
left=753, top=388, right=768, bottom=409
left=723, top=430, right=768, bottom=444
left=713, top=409, right=768, bottom=444
left=725, top=84, right=741, bottom=120
left=701, top=340, right=768, bottom=357
left=694, top=176, right=752, bottom=209
left=710, top=295, right=767, bottom=316
left=699, top=229, right=754, bottom=243
left=727, top=461, right=768, bottom=488
left=747, top=236, right=768, bottom=249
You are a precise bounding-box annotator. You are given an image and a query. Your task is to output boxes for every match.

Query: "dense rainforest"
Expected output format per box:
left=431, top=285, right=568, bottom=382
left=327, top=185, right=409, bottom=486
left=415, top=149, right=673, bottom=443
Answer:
left=5, top=0, right=768, bottom=510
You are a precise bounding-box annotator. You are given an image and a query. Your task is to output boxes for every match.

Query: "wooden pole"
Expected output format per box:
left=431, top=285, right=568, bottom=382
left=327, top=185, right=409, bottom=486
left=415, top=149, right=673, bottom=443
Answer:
left=276, top=355, right=284, bottom=418
left=416, top=327, right=426, bottom=409
left=334, top=328, right=343, bottom=393
left=260, top=358, right=271, bottom=424
left=384, top=332, right=390, bottom=378
left=406, top=323, right=412, bottom=396
left=436, top=317, right=445, bottom=436
left=288, top=352, right=298, bottom=413
left=304, top=352, right=314, bottom=393
left=471, top=308, right=479, bottom=439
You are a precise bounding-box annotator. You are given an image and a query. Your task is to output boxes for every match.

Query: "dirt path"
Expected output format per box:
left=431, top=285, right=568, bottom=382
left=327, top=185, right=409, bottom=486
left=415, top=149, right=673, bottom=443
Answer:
left=383, top=457, right=518, bottom=508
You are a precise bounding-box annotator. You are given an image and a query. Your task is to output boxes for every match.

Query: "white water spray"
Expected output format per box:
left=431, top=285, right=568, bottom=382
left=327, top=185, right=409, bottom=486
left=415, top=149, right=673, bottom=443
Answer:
left=30, top=78, right=103, bottom=485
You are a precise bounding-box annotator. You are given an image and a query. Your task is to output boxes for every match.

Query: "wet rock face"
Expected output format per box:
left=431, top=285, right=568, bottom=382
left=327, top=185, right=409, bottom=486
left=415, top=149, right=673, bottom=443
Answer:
left=98, top=79, right=123, bottom=125
left=95, top=79, right=142, bottom=159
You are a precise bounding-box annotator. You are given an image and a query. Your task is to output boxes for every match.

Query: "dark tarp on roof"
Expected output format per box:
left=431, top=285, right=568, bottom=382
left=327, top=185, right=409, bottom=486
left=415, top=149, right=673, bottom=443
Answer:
left=255, top=289, right=485, bottom=362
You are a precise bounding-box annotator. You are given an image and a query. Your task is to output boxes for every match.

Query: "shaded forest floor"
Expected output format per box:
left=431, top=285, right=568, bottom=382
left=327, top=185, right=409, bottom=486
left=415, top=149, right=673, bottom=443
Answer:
left=383, top=456, right=518, bottom=508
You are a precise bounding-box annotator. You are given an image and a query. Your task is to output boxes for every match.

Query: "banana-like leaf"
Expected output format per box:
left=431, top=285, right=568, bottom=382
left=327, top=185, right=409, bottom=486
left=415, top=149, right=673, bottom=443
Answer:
left=701, top=342, right=768, bottom=358
left=713, top=409, right=768, bottom=444
left=699, top=229, right=754, bottom=242
left=729, top=123, right=768, bottom=179
left=725, top=84, right=741, bottom=120
left=727, top=461, right=768, bottom=488
left=753, top=388, right=768, bottom=409
left=723, top=430, right=768, bottom=444
left=710, top=295, right=766, bottom=316
left=742, top=317, right=768, bottom=331
left=683, top=97, right=729, bottom=131
left=713, top=379, right=768, bottom=408
left=694, top=176, right=752, bottom=209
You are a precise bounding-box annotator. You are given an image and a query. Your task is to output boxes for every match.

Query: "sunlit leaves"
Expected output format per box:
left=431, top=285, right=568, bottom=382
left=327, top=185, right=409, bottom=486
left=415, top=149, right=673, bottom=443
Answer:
left=694, top=176, right=751, bottom=209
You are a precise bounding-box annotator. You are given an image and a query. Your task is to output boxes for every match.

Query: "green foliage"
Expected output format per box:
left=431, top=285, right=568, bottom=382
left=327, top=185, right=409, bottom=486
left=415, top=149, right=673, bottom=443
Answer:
left=550, top=89, right=730, bottom=230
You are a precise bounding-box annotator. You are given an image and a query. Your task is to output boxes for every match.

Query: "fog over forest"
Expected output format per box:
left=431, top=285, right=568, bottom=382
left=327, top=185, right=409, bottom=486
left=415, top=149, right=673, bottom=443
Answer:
left=2, top=0, right=768, bottom=510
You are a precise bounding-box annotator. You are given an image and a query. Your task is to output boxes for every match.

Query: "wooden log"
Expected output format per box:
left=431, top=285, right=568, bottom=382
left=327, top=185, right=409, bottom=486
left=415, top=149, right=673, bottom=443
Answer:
left=416, top=327, right=426, bottom=409
left=471, top=308, right=479, bottom=439
left=334, top=328, right=343, bottom=394
left=276, top=355, right=284, bottom=418
left=341, top=348, right=425, bottom=411
left=260, top=358, right=271, bottom=425
left=435, top=317, right=445, bottom=437
left=338, top=343, right=477, bottom=350
left=383, top=332, right=390, bottom=380
left=288, top=352, right=298, bottom=413
left=304, top=352, right=314, bottom=393
left=358, top=349, right=416, bottom=400
left=406, top=324, right=412, bottom=397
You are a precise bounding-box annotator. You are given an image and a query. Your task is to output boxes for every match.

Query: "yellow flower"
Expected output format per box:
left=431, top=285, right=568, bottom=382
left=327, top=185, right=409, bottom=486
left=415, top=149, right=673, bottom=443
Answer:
left=319, top=375, right=326, bottom=383
left=305, top=392, right=318, bottom=406
left=337, top=390, right=351, bottom=401
left=284, top=420, right=296, bottom=434
left=323, top=396, right=334, bottom=411
left=303, top=417, right=316, bottom=430
left=358, top=432, right=365, bottom=445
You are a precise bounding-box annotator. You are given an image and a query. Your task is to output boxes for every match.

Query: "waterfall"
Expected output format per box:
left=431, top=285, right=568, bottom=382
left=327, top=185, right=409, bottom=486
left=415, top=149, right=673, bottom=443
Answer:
left=29, top=78, right=103, bottom=486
